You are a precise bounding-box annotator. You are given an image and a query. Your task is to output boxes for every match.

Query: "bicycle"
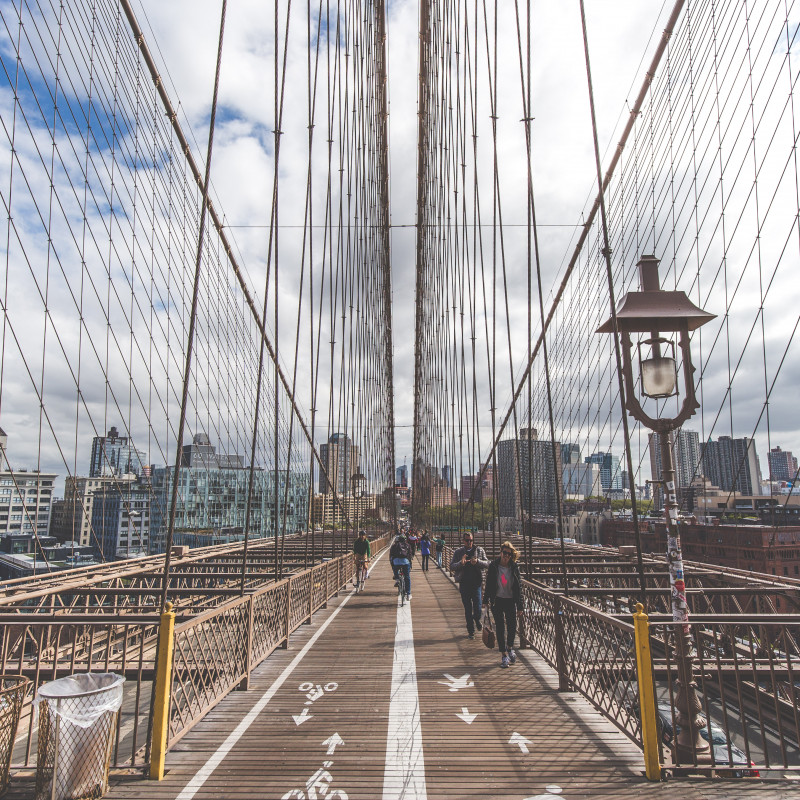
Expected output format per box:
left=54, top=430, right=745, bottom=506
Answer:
left=397, top=566, right=406, bottom=606
left=355, top=559, right=368, bottom=592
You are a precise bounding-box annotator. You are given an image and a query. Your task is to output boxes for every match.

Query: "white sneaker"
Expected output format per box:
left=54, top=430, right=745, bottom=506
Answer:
left=406, top=594, right=412, bottom=600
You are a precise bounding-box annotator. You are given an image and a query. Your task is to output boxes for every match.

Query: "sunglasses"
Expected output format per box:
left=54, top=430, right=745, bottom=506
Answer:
left=501, top=550, right=512, bottom=556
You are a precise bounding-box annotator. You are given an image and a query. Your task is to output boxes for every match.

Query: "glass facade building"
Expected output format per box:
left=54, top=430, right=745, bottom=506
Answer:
left=149, top=467, right=309, bottom=553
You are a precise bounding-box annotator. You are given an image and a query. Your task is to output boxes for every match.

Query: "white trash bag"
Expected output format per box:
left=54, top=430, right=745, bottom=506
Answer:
left=35, top=673, right=125, bottom=800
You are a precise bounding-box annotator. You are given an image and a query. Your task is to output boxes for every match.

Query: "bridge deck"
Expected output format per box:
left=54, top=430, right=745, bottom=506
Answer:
left=92, top=551, right=788, bottom=800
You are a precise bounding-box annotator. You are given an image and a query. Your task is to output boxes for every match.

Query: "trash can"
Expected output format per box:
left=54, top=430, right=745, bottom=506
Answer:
left=34, top=673, right=125, bottom=800
left=0, top=675, right=30, bottom=795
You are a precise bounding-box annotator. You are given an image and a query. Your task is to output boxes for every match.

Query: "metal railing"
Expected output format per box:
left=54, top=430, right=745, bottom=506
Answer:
left=441, top=536, right=800, bottom=778
left=2, top=533, right=388, bottom=773
left=646, top=615, right=800, bottom=775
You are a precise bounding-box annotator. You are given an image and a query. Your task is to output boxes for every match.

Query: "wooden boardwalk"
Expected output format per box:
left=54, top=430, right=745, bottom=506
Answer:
left=20, top=550, right=793, bottom=800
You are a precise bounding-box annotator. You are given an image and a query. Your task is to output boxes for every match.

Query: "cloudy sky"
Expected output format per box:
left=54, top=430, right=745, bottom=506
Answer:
left=1, top=0, right=797, bottom=494
left=130, top=0, right=681, bottom=461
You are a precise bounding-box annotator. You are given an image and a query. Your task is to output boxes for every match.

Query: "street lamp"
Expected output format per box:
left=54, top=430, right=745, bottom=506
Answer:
left=350, top=471, right=366, bottom=532
left=598, top=254, right=715, bottom=760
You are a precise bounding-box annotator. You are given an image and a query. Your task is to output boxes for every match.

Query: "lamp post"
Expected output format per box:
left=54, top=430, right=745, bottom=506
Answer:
left=598, top=254, right=715, bottom=760
left=350, top=471, right=366, bottom=533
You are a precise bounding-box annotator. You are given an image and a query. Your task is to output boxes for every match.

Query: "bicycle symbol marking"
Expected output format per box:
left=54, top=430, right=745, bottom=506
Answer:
left=298, top=682, right=338, bottom=704
left=281, top=761, right=349, bottom=799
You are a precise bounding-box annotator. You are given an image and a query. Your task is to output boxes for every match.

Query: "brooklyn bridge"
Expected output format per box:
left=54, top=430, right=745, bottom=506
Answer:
left=0, top=0, right=799, bottom=797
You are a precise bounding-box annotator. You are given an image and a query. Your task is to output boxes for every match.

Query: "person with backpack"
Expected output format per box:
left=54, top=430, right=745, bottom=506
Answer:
left=433, top=533, right=446, bottom=568
left=449, top=531, right=489, bottom=638
left=389, top=531, right=413, bottom=601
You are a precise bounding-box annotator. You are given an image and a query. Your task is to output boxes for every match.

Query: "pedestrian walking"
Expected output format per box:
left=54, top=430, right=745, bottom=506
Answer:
left=407, top=529, right=419, bottom=556
left=434, top=533, right=445, bottom=567
left=419, top=531, right=431, bottom=571
left=450, top=531, right=489, bottom=639
left=483, top=541, right=523, bottom=667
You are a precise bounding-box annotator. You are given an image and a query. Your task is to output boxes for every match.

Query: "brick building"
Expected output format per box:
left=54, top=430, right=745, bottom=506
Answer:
left=601, top=518, right=800, bottom=581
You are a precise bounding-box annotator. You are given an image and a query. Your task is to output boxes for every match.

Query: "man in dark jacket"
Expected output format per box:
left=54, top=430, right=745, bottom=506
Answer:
left=390, top=532, right=413, bottom=600
left=449, top=531, right=489, bottom=638
left=484, top=541, right=524, bottom=667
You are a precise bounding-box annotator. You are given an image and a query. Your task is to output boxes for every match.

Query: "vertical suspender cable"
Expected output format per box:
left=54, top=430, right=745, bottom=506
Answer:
left=578, top=0, right=645, bottom=602
left=161, top=0, right=227, bottom=611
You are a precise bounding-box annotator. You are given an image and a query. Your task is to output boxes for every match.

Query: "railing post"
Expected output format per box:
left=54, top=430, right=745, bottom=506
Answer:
left=553, top=595, right=570, bottom=692
left=149, top=602, right=175, bottom=780
left=283, top=578, right=292, bottom=648
left=307, top=567, right=314, bottom=623
left=633, top=603, right=661, bottom=781
left=239, top=594, right=254, bottom=690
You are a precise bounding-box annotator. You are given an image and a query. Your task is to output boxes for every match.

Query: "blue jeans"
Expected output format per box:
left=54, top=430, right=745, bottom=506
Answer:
left=392, top=560, right=411, bottom=594
left=460, top=585, right=482, bottom=633
left=436, top=551, right=443, bottom=567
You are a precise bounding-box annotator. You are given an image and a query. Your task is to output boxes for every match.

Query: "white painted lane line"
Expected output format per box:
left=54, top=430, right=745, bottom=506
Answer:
left=382, top=593, right=427, bottom=800
left=175, top=550, right=386, bottom=800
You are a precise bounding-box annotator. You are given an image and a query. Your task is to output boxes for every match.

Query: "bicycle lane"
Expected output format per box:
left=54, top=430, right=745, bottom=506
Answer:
left=107, top=551, right=398, bottom=800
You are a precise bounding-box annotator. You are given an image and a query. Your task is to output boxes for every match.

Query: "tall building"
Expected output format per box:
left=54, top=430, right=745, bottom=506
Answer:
left=395, top=464, right=408, bottom=487
left=701, top=436, right=763, bottom=496
left=319, top=433, right=359, bottom=494
left=648, top=429, right=702, bottom=489
left=482, top=462, right=496, bottom=496
left=561, top=443, right=581, bottom=465
left=441, top=464, right=452, bottom=489
left=563, top=462, right=602, bottom=498
left=54, top=474, right=138, bottom=548
left=311, top=493, right=377, bottom=526
left=497, top=428, right=562, bottom=518
left=585, top=452, right=623, bottom=492
left=430, top=485, right=457, bottom=507
left=90, top=427, right=146, bottom=477
left=149, top=466, right=309, bottom=554
left=90, top=482, right=150, bottom=560
left=768, top=447, right=798, bottom=482
left=0, top=469, right=56, bottom=538
left=460, top=474, right=482, bottom=503
left=182, top=433, right=244, bottom=469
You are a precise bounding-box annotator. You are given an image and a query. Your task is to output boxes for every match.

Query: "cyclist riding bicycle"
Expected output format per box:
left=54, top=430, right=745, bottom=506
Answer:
left=353, top=529, right=371, bottom=587
left=389, top=531, right=412, bottom=601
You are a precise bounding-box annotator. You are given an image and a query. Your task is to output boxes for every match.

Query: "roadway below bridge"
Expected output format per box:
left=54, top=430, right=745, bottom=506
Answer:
left=100, top=551, right=793, bottom=800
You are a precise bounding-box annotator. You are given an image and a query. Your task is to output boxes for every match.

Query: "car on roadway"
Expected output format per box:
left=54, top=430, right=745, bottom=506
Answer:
left=655, top=701, right=758, bottom=777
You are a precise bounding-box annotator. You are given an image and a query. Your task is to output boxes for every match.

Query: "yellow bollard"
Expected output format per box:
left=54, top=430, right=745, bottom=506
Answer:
left=149, top=601, right=176, bottom=780
left=633, top=603, right=661, bottom=781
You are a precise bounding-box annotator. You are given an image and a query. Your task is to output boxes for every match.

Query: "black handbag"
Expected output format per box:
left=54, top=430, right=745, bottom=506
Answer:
left=481, top=608, right=495, bottom=649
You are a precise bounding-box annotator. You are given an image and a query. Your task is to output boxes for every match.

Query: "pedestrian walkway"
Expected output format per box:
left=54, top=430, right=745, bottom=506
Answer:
left=103, top=550, right=794, bottom=800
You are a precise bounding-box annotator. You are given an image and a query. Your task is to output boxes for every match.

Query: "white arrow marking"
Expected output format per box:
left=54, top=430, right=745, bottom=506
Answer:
left=509, top=731, right=532, bottom=754
left=437, top=673, right=474, bottom=692
left=292, top=707, right=313, bottom=726
left=455, top=707, right=477, bottom=724
left=525, top=793, right=560, bottom=800
left=322, top=733, right=344, bottom=755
